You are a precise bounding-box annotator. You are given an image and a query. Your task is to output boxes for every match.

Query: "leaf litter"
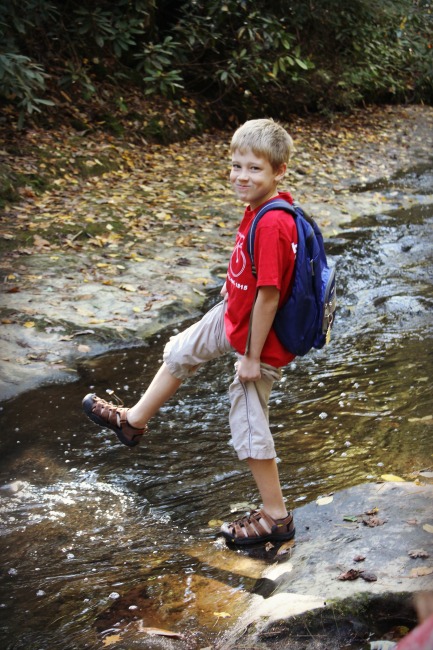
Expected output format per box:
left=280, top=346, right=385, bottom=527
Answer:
left=1, top=105, right=433, bottom=390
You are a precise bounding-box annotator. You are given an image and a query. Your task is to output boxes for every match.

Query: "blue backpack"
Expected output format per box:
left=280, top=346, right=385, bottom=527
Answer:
left=247, top=198, right=336, bottom=356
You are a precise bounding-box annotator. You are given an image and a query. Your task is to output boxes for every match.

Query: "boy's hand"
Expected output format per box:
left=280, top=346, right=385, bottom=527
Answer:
left=220, top=281, right=227, bottom=297
left=236, top=356, right=261, bottom=382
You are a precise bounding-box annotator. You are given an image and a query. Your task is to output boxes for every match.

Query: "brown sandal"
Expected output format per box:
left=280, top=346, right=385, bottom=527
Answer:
left=82, top=393, right=146, bottom=447
left=220, top=509, right=295, bottom=546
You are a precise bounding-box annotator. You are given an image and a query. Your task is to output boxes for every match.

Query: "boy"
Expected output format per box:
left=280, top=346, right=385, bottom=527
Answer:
left=83, top=118, right=298, bottom=546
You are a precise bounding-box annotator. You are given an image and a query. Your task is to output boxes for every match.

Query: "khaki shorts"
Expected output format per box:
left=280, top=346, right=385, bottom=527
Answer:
left=163, top=300, right=281, bottom=460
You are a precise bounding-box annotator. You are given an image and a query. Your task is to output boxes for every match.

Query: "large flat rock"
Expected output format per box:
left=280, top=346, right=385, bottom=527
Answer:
left=221, top=481, right=433, bottom=648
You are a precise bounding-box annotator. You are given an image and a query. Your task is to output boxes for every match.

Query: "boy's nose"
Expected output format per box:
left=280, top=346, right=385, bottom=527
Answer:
left=238, top=168, right=249, bottom=180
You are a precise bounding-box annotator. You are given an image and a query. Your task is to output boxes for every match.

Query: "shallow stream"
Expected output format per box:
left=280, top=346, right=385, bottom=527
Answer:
left=1, top=165, right=432, bottom=649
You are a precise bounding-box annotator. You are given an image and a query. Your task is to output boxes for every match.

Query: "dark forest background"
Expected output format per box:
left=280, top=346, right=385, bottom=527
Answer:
left=1, top=0, right=432, bottom=132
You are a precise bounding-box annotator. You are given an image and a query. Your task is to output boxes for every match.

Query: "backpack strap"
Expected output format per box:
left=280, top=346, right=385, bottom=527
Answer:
left=247, top=198, right=297, bottom=276
left=244, top=198, right=297, bottom=355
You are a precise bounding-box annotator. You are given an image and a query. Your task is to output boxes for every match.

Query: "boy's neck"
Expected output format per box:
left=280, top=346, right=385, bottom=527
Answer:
left=250, top=190, right=280, bottom=212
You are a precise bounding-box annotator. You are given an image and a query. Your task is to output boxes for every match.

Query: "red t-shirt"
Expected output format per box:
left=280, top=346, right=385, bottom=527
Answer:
left=224, top=191, right=298, bottom=367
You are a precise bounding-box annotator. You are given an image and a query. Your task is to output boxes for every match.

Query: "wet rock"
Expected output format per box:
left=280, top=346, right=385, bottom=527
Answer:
left=220, top=481, right=433, bottom=649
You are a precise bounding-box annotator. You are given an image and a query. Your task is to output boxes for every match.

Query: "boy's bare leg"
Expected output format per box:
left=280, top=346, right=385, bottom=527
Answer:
left=126, top=362, right=182, bottom=429
left=247, top=458, right=288, bottom=520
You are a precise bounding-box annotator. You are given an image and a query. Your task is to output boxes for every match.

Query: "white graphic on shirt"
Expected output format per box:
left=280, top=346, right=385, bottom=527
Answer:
left=229, top=232, right=246, bottom=278
left=292, top=242, right=297, bottom=256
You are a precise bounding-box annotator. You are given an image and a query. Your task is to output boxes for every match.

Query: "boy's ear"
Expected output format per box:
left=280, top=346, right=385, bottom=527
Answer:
left=275, top=163, right=287, bottom=182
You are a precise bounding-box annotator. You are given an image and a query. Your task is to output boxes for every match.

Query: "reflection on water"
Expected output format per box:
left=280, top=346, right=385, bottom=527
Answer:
left=0, top=170, right=432, bottom=648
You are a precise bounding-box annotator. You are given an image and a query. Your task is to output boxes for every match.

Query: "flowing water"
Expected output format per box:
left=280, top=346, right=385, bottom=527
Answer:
left=0, top=165, right=432, bottom=649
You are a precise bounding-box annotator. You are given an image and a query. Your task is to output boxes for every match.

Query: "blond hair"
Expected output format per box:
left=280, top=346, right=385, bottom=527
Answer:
left=230, top=118, right=294, bottom=170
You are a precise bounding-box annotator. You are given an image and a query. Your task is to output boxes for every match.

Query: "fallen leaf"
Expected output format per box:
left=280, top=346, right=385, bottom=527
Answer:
left=213, top=612, right=231, bottom=619
left=365, top=507, right=379, bottom=515
left=353, top=555, right=366, bottom=562
left=408, top=549, right=430, bottom=559
left=119, top=283, right=136, bottom=292
left=337, top=569, right=361, bottom=581
left=409, top=566, right=433, bottom=577
left=265, top=542, right=275, bottom=551
left=141, top=627, right=184, bottom=638
left=33, top=234, right=51, bottom=248
left=423, top=524, right=433, bottom=534
left=363, top=516, right=386, bottom=527
left=381, top=474, right=405, bottom=482
left=102, top=634, right=122, bottom=647
left=24, top=321, right=35, bottom=328
left=343, top=515, right=359, bottom=522
left=207, top=519, right=223, bottom=528
left=77, top=344, right=91, bottom=353
left=276, top=539, right=295, bottom=556
left=316, top=496, right=334, bottom=506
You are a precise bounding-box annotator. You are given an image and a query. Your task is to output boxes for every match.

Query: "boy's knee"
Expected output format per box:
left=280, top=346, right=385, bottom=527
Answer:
left=163, top=335, right=202, bottom=379
left=163, top=354, right=200, bottom=380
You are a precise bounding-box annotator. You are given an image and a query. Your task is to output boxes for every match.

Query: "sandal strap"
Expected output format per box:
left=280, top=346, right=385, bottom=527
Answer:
left=91, top=398, right=145, bottom=435
left=230, top=509, right=275, bottom=540
left=92, top=397, right=122, bottom=426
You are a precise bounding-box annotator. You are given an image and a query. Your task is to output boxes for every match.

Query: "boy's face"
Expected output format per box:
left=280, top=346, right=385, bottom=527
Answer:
left=230, top=149, right=286, bottom=211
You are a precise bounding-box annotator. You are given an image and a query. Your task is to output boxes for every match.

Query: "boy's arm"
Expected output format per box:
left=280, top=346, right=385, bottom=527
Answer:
left=236, top=285, right=280, bottom=383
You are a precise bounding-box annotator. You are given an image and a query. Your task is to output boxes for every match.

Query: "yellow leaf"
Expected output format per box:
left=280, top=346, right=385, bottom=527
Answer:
left=60, top=90, right=72, bottom=102
left=106, top=224, right=113, bottom=230
left=423, top=524, right=433, bottom=534
left=217, top=221, right=226, bottom=228
left=316, top=496, right=334, bottom=506
left=208, top=519, right=224, bottom=528
left=381, top=474, right=405, bottom=482
left=24, top=321, right=35, bottom=328
left=132, top=307, right=141, bottom=313
left=213, top=612, right=231, bottom=619
left=7, top=274, right=16, bottom=280
left=191, top=277, right=210, bottom=284
left=102, top=634, right=122, bottom=647
left=96, top=263, right=109, bottom=268
left=409, top=566, right=433, bottom=577
left=119, top=284, right=136, bottom=292
left=276, top=539, right=296, bottom=555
